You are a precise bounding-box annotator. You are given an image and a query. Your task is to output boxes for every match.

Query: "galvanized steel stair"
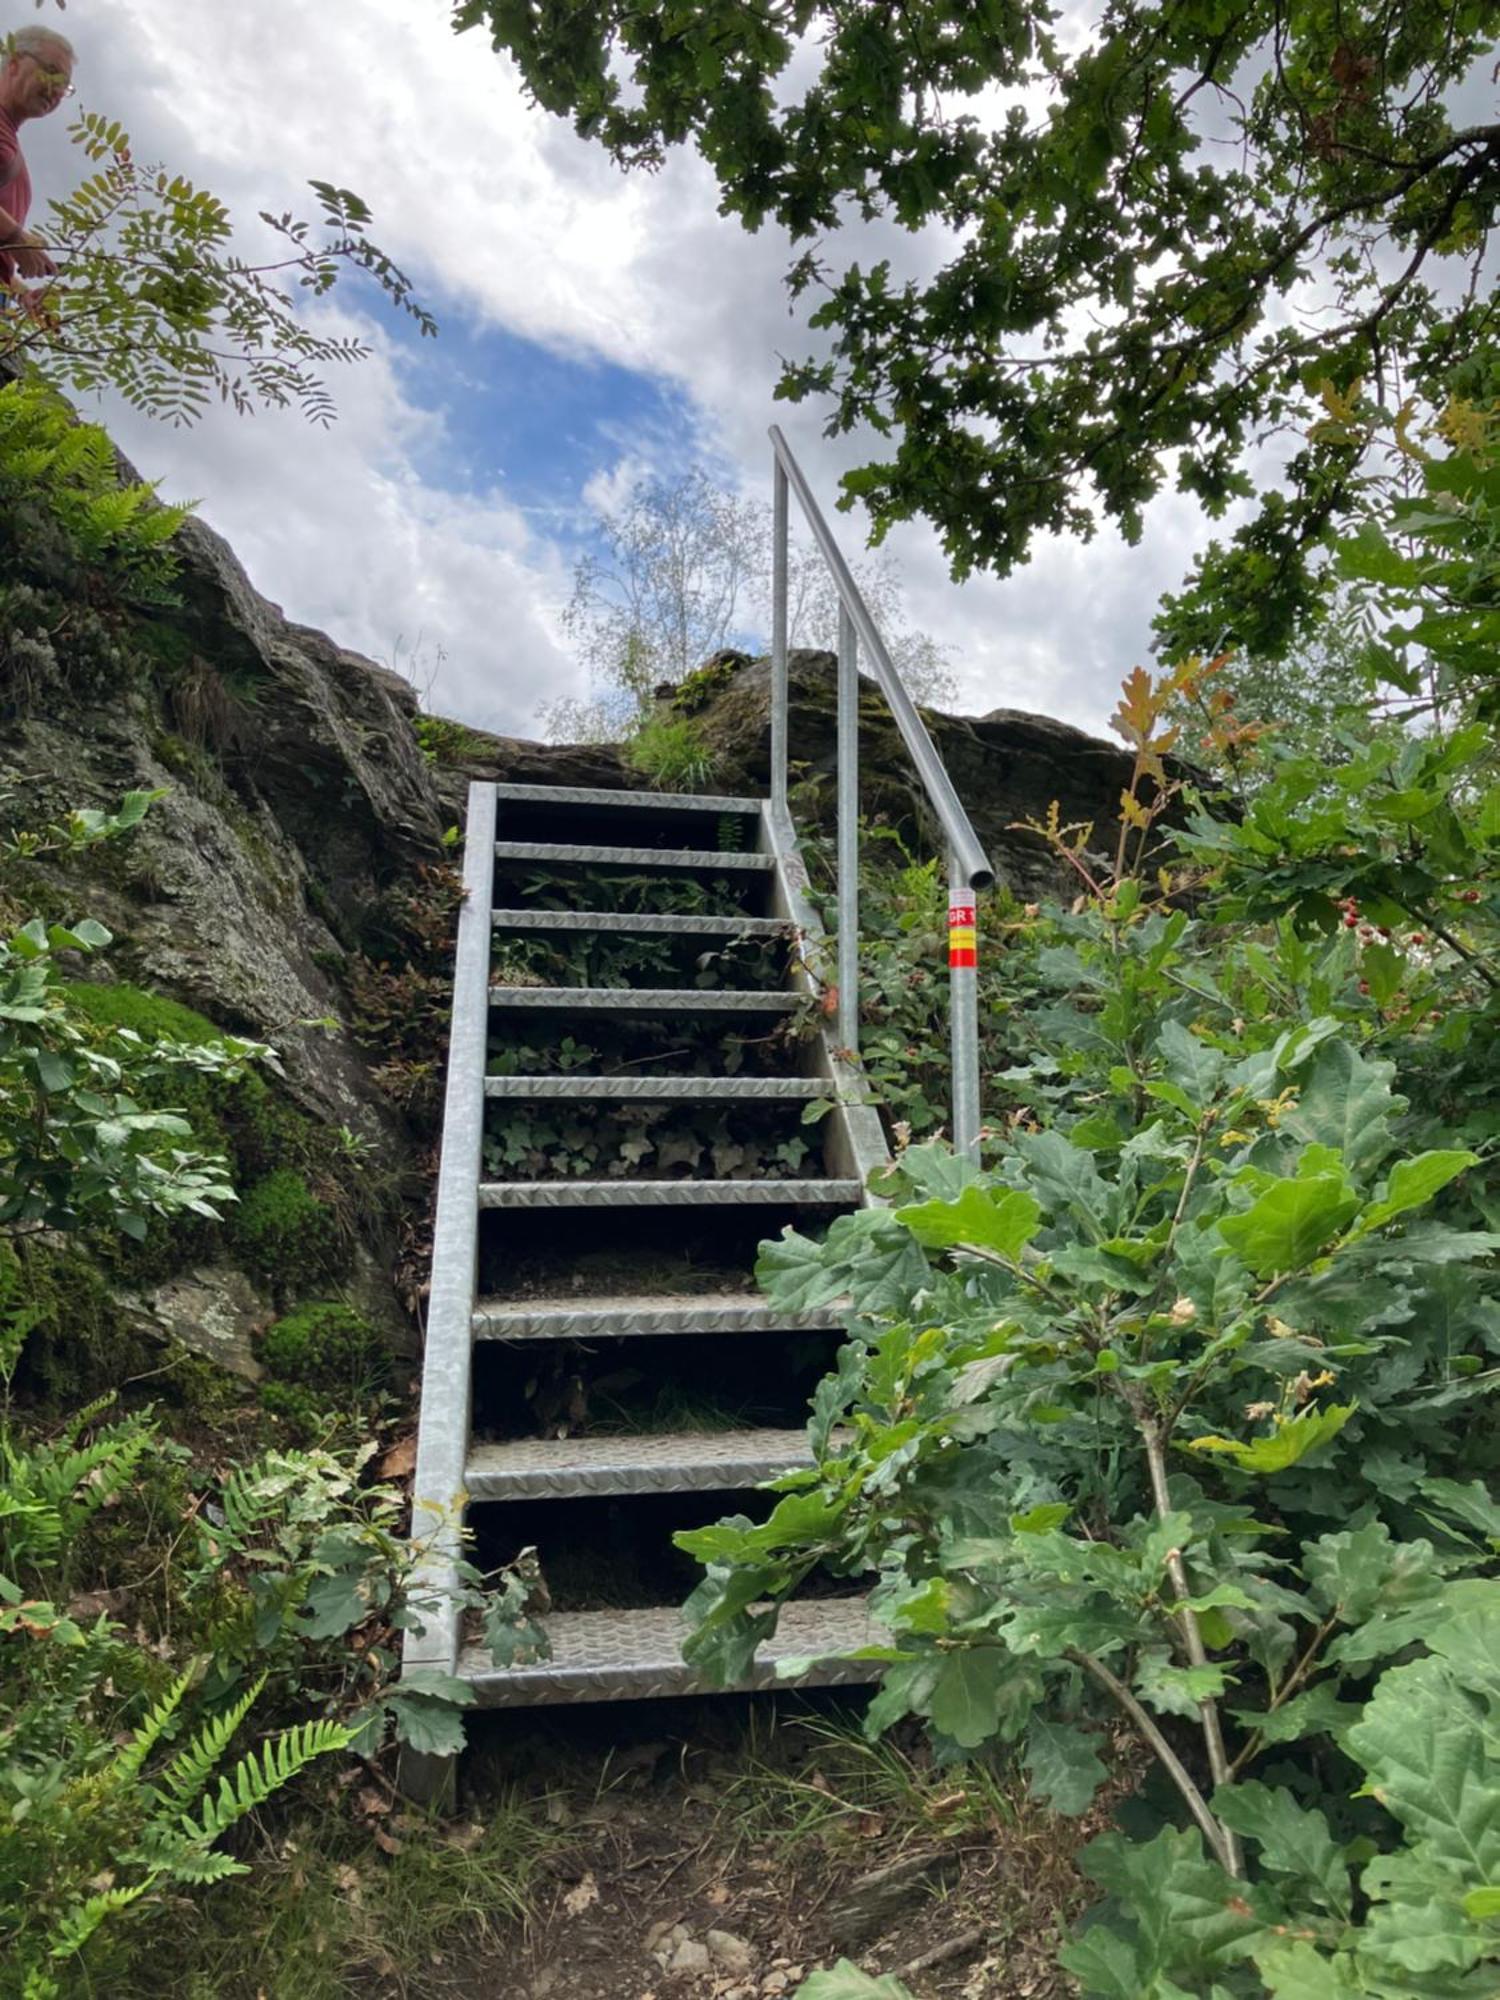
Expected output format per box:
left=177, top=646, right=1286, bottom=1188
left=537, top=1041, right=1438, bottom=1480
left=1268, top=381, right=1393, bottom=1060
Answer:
left=404, top=779, right=890, bottom=1743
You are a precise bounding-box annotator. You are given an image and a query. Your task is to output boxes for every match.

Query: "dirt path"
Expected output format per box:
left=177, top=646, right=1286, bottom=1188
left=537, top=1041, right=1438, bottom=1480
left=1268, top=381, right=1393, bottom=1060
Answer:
left=437, top=1694, right=1082, bottom=2000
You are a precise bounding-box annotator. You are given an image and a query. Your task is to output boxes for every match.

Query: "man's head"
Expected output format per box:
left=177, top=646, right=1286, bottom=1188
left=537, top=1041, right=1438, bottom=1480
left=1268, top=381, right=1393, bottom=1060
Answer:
left=1, top=25, right=75, bottom=121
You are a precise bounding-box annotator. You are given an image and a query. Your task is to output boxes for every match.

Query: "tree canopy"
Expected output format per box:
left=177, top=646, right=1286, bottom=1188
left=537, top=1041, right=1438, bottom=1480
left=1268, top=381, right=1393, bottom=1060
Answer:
left=455, top=0, right=1500, bottom=655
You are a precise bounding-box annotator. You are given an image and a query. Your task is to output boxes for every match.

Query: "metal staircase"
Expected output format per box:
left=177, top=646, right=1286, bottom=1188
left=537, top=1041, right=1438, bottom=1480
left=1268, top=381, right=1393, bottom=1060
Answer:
left=402, top=432, right=995, bottom=1786
left=402, top=778, right=893, bottom=1757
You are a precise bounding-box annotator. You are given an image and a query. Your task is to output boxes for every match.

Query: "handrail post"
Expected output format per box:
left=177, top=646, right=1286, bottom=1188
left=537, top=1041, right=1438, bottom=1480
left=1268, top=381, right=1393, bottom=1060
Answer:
left=771, top=458, right=790, bottom=824
left=837, top=603, right=860, bottom=1062
left=948, top=856, right=981, bottom=1158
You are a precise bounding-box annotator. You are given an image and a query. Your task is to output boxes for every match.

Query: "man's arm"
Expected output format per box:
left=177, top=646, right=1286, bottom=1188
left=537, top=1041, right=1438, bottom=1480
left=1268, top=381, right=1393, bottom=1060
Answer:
left=0, top=205, right=54, bottom=280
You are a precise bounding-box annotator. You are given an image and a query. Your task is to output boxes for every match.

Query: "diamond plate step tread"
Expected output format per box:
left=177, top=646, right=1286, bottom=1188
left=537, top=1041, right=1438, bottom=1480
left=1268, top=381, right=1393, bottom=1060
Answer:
left=484, top=1075, right=826, bottom=1101
left=492, top=782, right=764, bottom=815
left=471, top=1291, right=846, bottom=1340
left=466, top=1426, right=818, bottom=1501
left=458, top=1600, right=886, bottom=1707
left=478, top=1179, right=862, bottom=1209
left=491, top=908, right=792, bottom=939
left=494, top=841, right=773, bottom=872
left=488, top=986, right=799, bottom=1013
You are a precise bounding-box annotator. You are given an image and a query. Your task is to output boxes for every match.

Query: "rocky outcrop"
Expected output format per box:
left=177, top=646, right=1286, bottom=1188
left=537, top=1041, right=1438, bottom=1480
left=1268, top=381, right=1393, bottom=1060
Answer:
left=3, top=467, right=1136, bottom=1382
left=431, top=652, right=1144, bottom=901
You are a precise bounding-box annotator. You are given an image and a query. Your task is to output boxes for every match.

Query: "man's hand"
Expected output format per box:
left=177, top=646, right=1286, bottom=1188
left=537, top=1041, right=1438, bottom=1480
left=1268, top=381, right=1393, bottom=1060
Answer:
left=12, top=231, right=56, bottom=280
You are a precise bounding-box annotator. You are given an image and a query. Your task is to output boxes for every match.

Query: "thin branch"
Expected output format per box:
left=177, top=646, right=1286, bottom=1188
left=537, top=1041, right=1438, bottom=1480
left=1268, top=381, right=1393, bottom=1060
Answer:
left=1140, top=1417, right=1245, bottom=1875
left=1068, top=1646, right=1236, bottom=1872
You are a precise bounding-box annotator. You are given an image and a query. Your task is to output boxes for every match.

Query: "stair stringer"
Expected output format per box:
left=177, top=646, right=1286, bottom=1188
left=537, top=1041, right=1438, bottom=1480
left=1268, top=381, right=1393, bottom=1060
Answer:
left=399, top=779, right=495, bottom=1800
left=758, top=802, right=891, bottom=1192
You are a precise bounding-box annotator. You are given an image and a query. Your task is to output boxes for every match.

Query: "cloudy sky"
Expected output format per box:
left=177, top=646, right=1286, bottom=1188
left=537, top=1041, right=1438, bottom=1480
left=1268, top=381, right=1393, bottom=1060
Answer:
left=19, top=0, right=1226, bottom=742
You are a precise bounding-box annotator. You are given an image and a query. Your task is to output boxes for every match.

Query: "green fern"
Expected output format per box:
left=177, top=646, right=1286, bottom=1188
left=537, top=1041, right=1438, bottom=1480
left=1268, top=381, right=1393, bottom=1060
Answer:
left=46, top=1884, right=151, bottom=1964
left=149, top=1674, right=265, bottom=1806
left=0, top=378, right=191, bottom=592
left=177, top=1717, right=352, bottom=1847
left=106, top=1668, right=193, bottom=1786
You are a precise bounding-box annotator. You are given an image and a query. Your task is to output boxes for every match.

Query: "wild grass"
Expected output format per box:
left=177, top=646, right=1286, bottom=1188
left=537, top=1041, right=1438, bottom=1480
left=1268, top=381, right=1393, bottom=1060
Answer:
left=715, top=1709, right=1023, bottom=1859
left=624, top=713, right=718, bottom=791
left=116, top=1785, right=561, bottom=1999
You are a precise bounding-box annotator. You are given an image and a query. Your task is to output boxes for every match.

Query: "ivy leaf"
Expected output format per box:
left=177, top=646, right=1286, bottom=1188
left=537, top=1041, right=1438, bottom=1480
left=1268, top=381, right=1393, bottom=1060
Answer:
left=1024, top=1716, right=1110, bottom=1815
left=1218, top=1177, right=1361, bottom=1277
left=1188, top=1403, right=1353, bottom=1474
left=894, top=1184, right=1042, bottom=1260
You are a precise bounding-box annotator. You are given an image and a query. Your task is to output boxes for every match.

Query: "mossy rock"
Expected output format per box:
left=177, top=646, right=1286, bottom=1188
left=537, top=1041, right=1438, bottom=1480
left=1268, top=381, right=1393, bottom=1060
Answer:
left=62, top=981, right=355, bottom=1285
left=6, top=1236, right=158, bottom=1404
left=61, top=978, right=227, bottom=1047
left=258, top=1299, right=389, bottom=1437
left=229, top=1169, right=342, bottom=1290
left=259, top=1299, right=388, bottom=1394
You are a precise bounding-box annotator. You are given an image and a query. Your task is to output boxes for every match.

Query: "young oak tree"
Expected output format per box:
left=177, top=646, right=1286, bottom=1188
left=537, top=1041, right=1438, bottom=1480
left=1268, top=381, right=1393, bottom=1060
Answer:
left=454, top=0, right=1500, bottom=658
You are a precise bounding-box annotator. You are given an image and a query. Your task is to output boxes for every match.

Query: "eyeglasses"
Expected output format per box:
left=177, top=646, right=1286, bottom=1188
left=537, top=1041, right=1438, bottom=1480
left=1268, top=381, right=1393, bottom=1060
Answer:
left=22, top=54, right=75, bottom=96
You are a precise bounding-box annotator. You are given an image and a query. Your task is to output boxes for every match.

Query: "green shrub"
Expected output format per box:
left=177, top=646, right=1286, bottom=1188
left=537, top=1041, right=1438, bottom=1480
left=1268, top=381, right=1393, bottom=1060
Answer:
left=625, top=712, right=718, bottom=790
left=411, top=713, right=491, bottom=766
left=229, top=1170, right=341, bottom=1288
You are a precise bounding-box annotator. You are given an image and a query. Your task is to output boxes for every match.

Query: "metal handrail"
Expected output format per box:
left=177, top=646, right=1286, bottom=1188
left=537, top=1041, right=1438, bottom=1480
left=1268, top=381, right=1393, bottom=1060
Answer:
left=768, top=424, right=995, bottom=1155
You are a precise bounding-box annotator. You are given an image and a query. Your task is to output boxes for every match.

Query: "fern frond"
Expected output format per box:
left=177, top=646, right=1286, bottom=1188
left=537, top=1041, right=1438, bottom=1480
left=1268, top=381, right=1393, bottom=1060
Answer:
left=108, top=1666, right=192, bottom=1785
left=141, top=1844, right=248, bottom=1886
left=47, top=1881, right=152, bottom=1961
left=178, top=1718, right=352, bottom=1845
left=149, top=1674, right=264, bottom=1807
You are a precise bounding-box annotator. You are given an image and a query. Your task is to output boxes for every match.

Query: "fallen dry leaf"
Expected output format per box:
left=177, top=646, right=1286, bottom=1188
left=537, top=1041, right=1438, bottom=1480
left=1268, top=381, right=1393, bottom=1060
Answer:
left=378, top=1435, right=418, bottom=1480
left=562, top=1871, right=600, bottom=1917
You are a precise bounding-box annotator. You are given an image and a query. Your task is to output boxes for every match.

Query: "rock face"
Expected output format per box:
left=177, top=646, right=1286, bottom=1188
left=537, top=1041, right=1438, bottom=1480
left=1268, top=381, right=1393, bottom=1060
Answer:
left=429, top=652, right=1142, bottom=902
left=3, top=457, right=1137, bottom=1378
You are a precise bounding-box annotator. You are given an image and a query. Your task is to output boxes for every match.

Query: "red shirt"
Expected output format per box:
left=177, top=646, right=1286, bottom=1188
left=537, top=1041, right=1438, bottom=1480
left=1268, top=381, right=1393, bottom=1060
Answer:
left=0, top=106, right=32, bottom=286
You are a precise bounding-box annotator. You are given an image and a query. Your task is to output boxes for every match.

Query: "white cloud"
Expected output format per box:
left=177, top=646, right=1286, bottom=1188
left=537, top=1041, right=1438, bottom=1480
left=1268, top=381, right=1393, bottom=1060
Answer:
left=19, top=0, right=1229, bottom=745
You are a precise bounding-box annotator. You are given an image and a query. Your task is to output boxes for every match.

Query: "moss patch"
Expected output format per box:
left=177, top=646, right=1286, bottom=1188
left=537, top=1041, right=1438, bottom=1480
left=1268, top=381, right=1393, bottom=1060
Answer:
left=229, top=1169, right=341, bottom=1292
left=8, top=1237, right=159, bottom=1404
